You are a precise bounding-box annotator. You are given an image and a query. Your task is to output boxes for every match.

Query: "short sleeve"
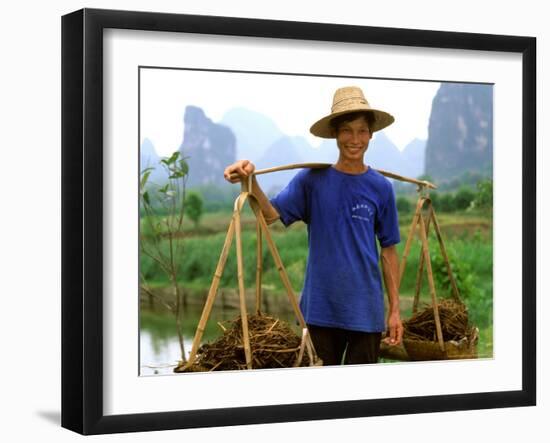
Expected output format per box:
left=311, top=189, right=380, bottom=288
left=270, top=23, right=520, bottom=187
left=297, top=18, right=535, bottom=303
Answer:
left=269, top=170, right=310, bottom=226
left=375, top=182, right=401, bottom=248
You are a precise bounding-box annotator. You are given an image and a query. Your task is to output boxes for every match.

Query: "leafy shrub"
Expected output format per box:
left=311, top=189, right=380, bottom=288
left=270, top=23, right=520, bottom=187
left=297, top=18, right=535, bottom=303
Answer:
left=474, top=179, right=493, bottom=210
left=438, top=193, right=455, bottom=212
left=428, top=192, right=440, bottom=209
left=185, top=191, right=204, bottom=227
left=396, top=196, right=412, bottom=213
left=454, top=186, right=476, bottom=211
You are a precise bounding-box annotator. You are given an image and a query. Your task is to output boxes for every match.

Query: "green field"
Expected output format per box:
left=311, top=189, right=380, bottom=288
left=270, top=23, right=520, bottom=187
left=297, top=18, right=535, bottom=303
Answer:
left=141, top=207, right=493, bottom=338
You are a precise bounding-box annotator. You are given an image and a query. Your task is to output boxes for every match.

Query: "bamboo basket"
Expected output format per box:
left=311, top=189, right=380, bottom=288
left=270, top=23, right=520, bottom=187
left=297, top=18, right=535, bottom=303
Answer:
left=403, top=327, right=479, bottom=361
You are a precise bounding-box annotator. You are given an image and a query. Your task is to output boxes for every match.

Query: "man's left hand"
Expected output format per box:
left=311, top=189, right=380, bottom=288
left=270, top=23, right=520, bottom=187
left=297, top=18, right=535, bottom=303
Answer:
left=383, top=311, right=404, bottom=346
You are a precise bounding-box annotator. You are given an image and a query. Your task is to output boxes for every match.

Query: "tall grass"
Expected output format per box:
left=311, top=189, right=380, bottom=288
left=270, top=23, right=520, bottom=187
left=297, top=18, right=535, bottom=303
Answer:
left=140, top=226, right=309, bottom=291
left=396, top=233, right=493, bottom=328
left=140, top=215, right=493, bottom=329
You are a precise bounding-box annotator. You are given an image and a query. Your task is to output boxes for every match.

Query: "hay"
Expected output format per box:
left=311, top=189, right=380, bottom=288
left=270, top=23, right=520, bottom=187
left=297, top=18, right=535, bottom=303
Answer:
left=404, top=299, right=472, bottom=342
left=402, top=299, right=478, bottom=360
left=179, top=314, right=310, bottom=372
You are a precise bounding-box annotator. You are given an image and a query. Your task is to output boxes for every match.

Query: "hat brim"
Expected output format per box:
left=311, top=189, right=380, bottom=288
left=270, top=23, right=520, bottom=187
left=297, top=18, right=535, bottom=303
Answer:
left=310, top=108, right=395, bottom=138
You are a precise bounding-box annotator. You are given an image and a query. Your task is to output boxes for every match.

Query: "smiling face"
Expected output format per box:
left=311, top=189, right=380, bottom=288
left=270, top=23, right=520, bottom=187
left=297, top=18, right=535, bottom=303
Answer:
left=333, top=114, right=372, bottom=164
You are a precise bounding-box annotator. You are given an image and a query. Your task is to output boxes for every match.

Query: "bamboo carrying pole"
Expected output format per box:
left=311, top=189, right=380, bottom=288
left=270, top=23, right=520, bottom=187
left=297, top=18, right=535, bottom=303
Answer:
left=247, top=195, right=319, bottom=362
left=248, top=197, right=306, bottom=328
left=255, top=218, right=263, bottom=315
left=233, top=192, right=253, bottom=369
left=412, top=202, right=433, bottom=313
left=430, top=208, right=463, bottom=304
left=418, top=214, right=445, bottom=352
left=182, top=217, right=236, bottom=369
left=398, top=197, right=426, bottom=288
left=295, top=328, right=308, bottom=367
left=229, top=162, right=437, bottom=190
left=408, top=197, right=463, bottom=312
left=244, top=172, right=262, bottom=316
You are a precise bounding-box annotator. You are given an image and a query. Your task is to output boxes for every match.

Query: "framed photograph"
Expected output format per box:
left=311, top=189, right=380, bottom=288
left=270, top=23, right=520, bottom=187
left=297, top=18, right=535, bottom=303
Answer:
left=62, top=8, right=536, bottom=435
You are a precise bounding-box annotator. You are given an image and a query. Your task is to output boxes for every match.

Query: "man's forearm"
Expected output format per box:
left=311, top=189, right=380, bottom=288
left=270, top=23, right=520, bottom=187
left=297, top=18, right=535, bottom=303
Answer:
left=381, top=245, right=400, bottom=313
left=250, top=176, right=280, bottom=224
left=381, top=245, right=404, bottom=345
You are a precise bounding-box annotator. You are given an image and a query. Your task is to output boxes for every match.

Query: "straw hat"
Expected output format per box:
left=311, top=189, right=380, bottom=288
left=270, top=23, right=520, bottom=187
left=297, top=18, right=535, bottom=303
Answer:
left=310, top=86, right=395, bottom=138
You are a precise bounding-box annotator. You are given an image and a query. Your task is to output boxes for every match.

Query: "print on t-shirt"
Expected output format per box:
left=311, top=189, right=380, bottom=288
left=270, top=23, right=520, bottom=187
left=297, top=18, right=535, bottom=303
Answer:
left=351, top=201, right=374, bottom=223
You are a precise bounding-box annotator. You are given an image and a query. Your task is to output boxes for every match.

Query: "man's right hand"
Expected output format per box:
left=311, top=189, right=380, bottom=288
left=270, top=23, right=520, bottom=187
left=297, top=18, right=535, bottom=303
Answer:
left=223, top=159, right=280, bottom=224
left=223, top=160, right=255, bottom=184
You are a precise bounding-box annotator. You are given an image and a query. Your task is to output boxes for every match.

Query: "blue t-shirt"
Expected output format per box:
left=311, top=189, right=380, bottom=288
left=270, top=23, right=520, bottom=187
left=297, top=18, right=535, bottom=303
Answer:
left=270, top=166, right=400, bottom=333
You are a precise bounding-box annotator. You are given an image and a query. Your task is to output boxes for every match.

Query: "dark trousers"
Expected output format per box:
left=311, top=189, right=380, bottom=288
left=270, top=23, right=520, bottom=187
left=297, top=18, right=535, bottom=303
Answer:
left=307, top=324, right=382, bottom=366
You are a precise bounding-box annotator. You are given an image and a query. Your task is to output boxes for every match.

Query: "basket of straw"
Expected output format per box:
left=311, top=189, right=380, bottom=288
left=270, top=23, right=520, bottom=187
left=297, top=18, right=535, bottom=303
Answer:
left=176, top=314, right=320, bottom=372
left=402, top=299, right=479, bottom=361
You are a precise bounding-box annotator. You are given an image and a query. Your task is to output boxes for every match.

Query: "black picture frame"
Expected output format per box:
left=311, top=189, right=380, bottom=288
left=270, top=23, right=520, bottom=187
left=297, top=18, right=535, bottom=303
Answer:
left=61, top=8, right=536, bottom=435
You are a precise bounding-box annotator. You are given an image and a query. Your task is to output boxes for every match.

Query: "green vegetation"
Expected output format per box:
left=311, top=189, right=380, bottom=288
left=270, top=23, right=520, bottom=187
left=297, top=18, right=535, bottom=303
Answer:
left=140, top=174, right=494, bottom=360
left=141, top=220, right=309, bottom=292
left=188, top=183, right=239, bottom=212
left=140, top=151, right=190, bottom=362
left=185, top=191, right=204, bottom=228
left=396, top=196, right=412, bottom=214
left=438, top=192, right=455, bottom=212
left=454, top=186, right=476, bottom=210
left=427, top=170, right=492, bottom=193
left=140, top=208, right=493, bottom=331
left=430, top=234, right=492, bottom=329
left=473, top=179, right=493, bottom=211
left=394, top=176, right=492, bottom=211
left=411, top=179, right=491, bottom=214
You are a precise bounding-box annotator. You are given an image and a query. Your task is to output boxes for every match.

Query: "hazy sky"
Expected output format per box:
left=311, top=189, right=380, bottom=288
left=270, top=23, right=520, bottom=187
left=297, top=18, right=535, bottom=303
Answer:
left=140, top=68, right=440, bottom=157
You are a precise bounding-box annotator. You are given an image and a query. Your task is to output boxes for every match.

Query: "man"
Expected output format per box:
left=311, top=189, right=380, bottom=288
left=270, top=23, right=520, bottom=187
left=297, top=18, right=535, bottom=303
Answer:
left=224, top=86, right=403, bottom=365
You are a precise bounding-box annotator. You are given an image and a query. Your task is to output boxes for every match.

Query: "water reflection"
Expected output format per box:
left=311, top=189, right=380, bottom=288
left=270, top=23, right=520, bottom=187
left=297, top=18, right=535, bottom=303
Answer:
left=140, top=330, right=190, bottom=376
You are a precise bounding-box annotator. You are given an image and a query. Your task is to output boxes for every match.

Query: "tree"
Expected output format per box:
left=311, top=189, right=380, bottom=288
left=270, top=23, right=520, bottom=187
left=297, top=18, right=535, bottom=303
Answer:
left=186, top=191, right=204, bottom=228
left=439, top=193, right=455, bottom=212
left=428, top=191, right=440, bottom=209
left=474, top=179, right=493, bottom=210
left=454, top=186, right=476, bottom=211
left=140, top=151, right=189, bottom=364
left=396, top=196, right=412, bottom=213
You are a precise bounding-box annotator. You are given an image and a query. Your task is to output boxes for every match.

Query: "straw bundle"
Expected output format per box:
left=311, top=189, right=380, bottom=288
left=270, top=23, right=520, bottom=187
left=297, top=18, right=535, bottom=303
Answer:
left=404, top=299, right=472, bottom=342
left=182, top=314, right=310, bottom=372
left=402, top=299, right=478, bottom=361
